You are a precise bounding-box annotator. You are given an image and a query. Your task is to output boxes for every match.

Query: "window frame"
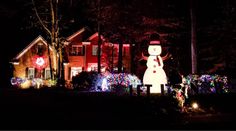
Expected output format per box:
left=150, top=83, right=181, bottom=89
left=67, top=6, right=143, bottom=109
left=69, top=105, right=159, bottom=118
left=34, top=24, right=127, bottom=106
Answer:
left=92, top=45, right=98, bottom=56
left=71, top=67, right=83, bottom=79
left=92, top=45, right=102, bottom=56
left=28, top=68, right=35, bottom=79
left=44, top=68, right=51, bottom=80
left=69, top=45, right=84, bottom=56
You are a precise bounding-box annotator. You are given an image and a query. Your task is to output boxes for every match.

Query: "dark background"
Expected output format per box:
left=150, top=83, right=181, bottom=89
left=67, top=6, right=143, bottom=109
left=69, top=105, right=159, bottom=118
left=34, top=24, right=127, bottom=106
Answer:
left=1, top=0, right=236, bottom=87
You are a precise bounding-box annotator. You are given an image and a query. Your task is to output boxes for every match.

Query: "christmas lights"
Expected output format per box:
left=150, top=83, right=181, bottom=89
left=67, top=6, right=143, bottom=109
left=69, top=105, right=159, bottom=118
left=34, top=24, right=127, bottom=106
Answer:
left=32, top=55, right=48, bottom=70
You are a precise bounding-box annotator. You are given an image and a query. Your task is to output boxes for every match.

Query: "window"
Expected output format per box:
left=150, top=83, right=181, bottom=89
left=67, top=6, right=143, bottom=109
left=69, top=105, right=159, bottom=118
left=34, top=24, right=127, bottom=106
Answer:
left=44, top=68, right=51, bottom=80
left=87, top=63, right=98, bottom=71
left=92, top=45, right=102, bottom=56
left=92, top=45, right=98, bottom=56
left=71, top=67, right=83, bottom=79
left=28, top=68, right=35, bottom=79
left=37, top=43, right=44, bottom=56
left=91, top=66, right=98, bottom=71
left=69, top=45, right=84, bottom=56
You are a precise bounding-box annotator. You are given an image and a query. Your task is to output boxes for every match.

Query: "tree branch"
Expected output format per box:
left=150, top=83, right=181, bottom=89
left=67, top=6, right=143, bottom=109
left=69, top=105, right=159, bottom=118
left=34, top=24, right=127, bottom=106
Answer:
left=31, top=0, right=51, bottom=36
left=50, top=0, right=56, bottom=47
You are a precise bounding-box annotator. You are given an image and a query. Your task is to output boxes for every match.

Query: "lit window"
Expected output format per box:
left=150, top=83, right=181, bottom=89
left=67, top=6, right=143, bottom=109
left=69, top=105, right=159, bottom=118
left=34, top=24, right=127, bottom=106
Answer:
left=92, top=45, right=98, bottom=56
left=69, top=45, right=84, bottom=56
left=92, top=45, right=102, bottom=56
left=91, top=66, right=98, bottom=71
left=44, top=68, right=51, bottom=80
left=28, top=68, right=35, bottom=79
left=71, top=67, right=83, bottom=79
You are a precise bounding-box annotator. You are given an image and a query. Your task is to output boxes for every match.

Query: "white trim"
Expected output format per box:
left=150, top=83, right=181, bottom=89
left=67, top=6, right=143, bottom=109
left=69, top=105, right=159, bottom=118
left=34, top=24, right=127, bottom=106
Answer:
left=10, top=62, right=19, bottom=65
left=72, top=45, right=83, bottom=47
left=67, top=28, right=86, bottom=41
left=88, top=32, right=105, bottom=41
left=14, top=36, right=52, bottom=60
left=82, top=42, right=91, bottom=45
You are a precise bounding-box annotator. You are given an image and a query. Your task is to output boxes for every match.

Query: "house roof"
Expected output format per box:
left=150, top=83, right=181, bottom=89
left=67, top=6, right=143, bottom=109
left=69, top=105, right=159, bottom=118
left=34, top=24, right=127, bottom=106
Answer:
left=87, top=32, right=105, bottom=41
left=66, top=27, right=86, bottom=41
left=65, top=28, right=106, bottom=45
left=13, top=35, right=52, bottom=60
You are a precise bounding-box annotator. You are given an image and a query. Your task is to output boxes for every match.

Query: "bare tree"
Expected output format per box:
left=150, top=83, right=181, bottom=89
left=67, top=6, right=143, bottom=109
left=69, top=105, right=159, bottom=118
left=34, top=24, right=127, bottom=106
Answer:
left=190, top=0, right=197, bottom=74
left=97, top=0, right=102, bottom=73
left=32, top=0, right=64, bottom=84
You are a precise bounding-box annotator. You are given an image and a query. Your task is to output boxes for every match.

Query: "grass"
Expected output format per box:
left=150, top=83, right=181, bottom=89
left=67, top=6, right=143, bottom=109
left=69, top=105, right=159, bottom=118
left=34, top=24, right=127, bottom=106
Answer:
left=0, top=87, right=236, bottom=129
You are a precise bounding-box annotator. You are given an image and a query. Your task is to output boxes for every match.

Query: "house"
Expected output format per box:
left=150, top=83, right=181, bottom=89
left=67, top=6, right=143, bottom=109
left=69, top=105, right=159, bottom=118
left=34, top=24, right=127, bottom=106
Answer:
left=63, top=28, right=132, bottom=81
left=10, top=35, right=57, bottom=89
left=10, top=28, right=132, bottom=88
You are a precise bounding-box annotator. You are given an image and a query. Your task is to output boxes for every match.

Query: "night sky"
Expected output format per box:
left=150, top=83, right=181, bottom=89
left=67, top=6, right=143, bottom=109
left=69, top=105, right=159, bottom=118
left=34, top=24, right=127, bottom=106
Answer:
left=1, top=0, right=236, bottom=87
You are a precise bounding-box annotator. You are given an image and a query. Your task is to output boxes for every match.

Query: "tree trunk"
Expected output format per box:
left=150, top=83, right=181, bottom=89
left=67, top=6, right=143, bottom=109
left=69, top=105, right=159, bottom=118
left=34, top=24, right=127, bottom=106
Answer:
left=130, top=41, right=135, bottom=74
left=190, top=0, right=197, bottom=74
left=47, top=42, right=53, bottom=80
left=111, top=44, right=114, bottom=72
left=32, top=0, right=53, bottom=80
left=118, top=42, right=123, bottom=73
left=97, top=0, right=101, bottom=73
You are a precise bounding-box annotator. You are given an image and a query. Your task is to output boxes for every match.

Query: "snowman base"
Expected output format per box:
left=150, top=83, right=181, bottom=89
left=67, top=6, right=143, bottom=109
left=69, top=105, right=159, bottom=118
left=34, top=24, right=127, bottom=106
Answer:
left=149, top=84, right=167, bottom=94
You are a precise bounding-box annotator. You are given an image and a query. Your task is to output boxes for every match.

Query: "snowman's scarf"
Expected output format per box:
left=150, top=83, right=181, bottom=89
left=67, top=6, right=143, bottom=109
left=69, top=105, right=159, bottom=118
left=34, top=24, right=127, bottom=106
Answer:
left=154, top=56, right=161, bottom=66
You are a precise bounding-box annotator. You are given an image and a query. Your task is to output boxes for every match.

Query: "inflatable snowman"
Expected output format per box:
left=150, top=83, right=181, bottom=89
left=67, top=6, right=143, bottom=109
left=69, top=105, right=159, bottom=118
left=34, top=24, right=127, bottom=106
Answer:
left=143, top=34, right=167, bottom=93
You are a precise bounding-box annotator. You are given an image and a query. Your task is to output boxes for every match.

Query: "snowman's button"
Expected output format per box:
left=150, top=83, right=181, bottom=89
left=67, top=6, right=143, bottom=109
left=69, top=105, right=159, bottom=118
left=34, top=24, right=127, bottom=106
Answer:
left=153, top=70, right=156, bottom=73
left=154, top=65, right=156, bottom=68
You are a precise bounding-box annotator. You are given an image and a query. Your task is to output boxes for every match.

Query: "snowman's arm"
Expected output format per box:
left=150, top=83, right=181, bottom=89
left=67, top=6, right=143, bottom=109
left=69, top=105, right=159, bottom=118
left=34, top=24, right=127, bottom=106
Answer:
left=158, top=56, right=164, bottom=68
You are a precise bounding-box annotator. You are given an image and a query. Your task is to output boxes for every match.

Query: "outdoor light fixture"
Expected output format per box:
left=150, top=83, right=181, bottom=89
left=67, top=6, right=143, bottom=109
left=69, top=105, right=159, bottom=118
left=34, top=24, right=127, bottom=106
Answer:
left=192, top=102, right=199, bottom=109
left=11, top=62, right=19, bottom=65
left=63, top=62, right=69, bottom=66
left=123, top=44, right=130, bottom=47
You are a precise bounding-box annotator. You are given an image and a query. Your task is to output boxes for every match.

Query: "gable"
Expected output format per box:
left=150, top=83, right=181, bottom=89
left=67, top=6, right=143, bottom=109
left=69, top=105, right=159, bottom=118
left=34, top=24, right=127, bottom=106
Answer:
left=66, top=27, right=92, bottom=42
left=13, top=35, right=52, bottom=60
left=66, top=28, right=86, bottom=41
left=88, top=32, right=105, bottom=42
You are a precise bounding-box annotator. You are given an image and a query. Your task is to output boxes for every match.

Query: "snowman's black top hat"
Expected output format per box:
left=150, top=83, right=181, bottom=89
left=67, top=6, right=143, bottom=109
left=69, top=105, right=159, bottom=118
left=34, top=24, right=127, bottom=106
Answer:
left=150, top=33, right=160, bottom=40
left=149, top=33, right=161, bottom=45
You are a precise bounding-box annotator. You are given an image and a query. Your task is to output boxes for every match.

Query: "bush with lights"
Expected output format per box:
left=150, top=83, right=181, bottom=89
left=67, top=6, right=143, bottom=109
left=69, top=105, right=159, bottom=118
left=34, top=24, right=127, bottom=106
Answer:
left=71, top=71, right=99, bottom=91
left=71, top=71, right=142, bottom=93
left=11, top=77, right=57, bottom=89
left=183, top=74, right=231, bottom=95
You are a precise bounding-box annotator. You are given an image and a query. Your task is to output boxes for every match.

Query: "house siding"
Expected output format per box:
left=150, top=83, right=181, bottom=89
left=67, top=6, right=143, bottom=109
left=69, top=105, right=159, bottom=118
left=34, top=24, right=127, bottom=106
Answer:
left=13, top=40, right=56, bottom=79
left=11, top=37, right=57, bottom=89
